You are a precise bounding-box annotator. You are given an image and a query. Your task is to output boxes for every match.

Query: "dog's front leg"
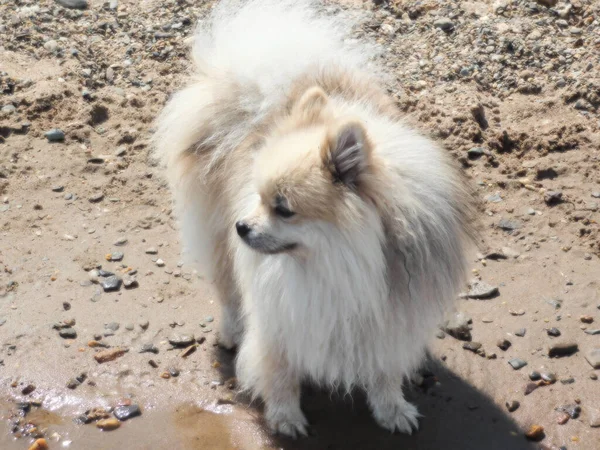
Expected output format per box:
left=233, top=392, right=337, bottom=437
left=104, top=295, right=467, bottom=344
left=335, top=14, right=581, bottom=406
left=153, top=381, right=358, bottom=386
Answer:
left=367, top=374, right=421, bottom=435
left=236, top=334, right=308, bottom=438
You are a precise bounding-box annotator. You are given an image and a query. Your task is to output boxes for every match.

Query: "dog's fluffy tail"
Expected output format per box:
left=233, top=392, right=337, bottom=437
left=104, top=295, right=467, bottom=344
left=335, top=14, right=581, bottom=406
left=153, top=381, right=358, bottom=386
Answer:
left=153, top=0, right=379, bottom=175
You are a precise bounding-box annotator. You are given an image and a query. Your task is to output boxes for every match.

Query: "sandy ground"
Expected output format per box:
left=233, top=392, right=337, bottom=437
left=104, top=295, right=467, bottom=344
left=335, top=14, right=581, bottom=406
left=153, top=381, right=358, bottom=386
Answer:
left=1, top=0, right=599, bottom=449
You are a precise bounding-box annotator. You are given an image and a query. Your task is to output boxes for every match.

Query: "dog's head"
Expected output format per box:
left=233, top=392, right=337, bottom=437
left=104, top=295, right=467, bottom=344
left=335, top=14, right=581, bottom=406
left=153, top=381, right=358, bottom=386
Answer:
left=235, top=86, right=378, bottom=255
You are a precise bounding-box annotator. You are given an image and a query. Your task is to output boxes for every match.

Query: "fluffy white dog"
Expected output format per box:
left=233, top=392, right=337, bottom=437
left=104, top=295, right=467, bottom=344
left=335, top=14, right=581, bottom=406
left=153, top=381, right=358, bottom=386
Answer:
left=154, top=0, right=475, bottom=438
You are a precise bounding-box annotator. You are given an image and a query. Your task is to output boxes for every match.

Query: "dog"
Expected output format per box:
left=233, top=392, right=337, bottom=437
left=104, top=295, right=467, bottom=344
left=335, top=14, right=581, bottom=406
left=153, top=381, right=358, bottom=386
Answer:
left=154, top=0, right=475, bottom=438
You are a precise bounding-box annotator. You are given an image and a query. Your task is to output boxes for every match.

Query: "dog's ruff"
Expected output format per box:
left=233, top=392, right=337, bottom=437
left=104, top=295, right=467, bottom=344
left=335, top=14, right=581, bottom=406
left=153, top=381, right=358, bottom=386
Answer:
left=153, top=0, right=474, bottom=438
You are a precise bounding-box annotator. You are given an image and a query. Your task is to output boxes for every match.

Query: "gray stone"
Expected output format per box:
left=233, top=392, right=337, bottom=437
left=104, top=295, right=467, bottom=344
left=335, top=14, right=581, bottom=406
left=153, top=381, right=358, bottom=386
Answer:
left=540, top=372, right=557, bottom=383
left=113, top=237, right=128, bottom=246
left=544, top=190, right=563, bottom=205
left=89, top=192, right=104, bottom=203
left=105, top=322, right=120, bottom=332
left=556, top=404, right=581, bottom=419
left=547, top=327, right=561, bottom=337
left=548, top=342, right=578, bottom=357
left=168, top=335, right=195, bottom=347
left=505, top=400, right=520, bottom=412
left=100, top=275, right=122, bottom=292
left=113, top=404, right=141, bottom=421
left=123, top=275, right=138, bottom=289
left=443, top=311, right=472, bottom=341
left=55, top=0, right=88, bottom=9
left=45, top=129, right=65, bottom=142
left=515, top=328, right=527, bottom=337
left=139, top=343, right=158, bottom=354
left=462, top=341, right=482, bottom=352
left=508, top=358, right=527, bottom=370
left=434, top=18, right=454, bottom=31
left=529, top=371, right=541, bottom=381
left=467, top=147, right=484, bottom=159
left=2, top=104, right=16, bottom=114
left=463, top=280, right=499, bottom=299
left=59, top=328, right=77, bottom=339
left=497, top=339, right=511, bottom=351
left=584, top=348, right=600, bottom=369
left=584, top=329, right=600, bottom=335
left=497, top=218, right=521, bottom=231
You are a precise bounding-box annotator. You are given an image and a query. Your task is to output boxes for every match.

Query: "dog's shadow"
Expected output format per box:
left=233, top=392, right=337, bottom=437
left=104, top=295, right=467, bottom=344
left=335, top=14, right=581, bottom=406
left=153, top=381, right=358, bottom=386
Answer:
left=214, top=348, right=536, bottom=450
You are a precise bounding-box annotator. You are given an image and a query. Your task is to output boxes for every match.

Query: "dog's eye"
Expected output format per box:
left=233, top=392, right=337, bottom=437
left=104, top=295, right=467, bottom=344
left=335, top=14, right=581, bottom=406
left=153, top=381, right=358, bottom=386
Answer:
left=274, top=205, right=295, bottom=218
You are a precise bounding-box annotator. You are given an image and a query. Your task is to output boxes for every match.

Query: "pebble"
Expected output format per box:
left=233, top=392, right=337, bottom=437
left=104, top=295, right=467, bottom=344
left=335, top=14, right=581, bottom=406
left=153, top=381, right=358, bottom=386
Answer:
left=28, top=439, right=49, bottom=450
left=59, top=328, right=77, bottom=339
left=145, top=247, right=158, bottom=254
left=529, top=371, right=541, bottom=381
left=113, top=404, right=141, bottom=421
left=590, top=373, right=598, bottom=381
left=462, top=341, right=482, bottom=352
left=51, top=185, right=64, bottom=192
left=584, top=348, right=600, bottom=369
left=505, top=400, right=520, bottom=412
left=94, top=347, right=128, bottom=363
left=139, top=343, right=159, bottom=354
left=547, top=327, right=561, bottom=337
left=544, top=191, right=563, bottom=205
left=43, top=40, right=58, bottom=52
left=497, top=339, right=511, bottom=351
left=467, top=147, right=484, bottom=159
left=556, top=404, right=581, bottom=419
left=433, top=18, right=454, bottom=31
left=156, top=258, right=165, bottom=267
left=590, top=410, right=600, bottom=428
left=21, top=384, right=36, bottom=395
left=100, top=275, right=122, bottom=292
left=442, top=311, right=472, bottom=341
left=168, top=335, right=195, bottom=347
left=515, top=328, right=527, bottom=337
left=463, top=281, right=499, bottom=299
left=89, top=192, right=105, bottom=203
left=540, top=372, right=557, bottom=383
left=139, top=320, right=149, bottom=330
left=106, top=252, right=124, bottom=262
left=114, top=237, right=128, bottom=246
left=525, top=425, right=545, bottom=441
left=557, top=413, right=570, bottom=425
left=580, top=315, right=594, bottom=324
left=560, top=377, right=575, bottom=385
left=44, top=129, right=65, bottom=142
left=497, top=218, right=521, bottom=231
left=125, top=323, right=134, bottom=331
left=508, top=358, right=527, bottom=370
left=105, top=322, right=120, bottom=332
left=96, top=418, right=120, bottom=431
left=123, top=275, right=138, bottom=289
left=168, top=367, right=180, bottom=377
left=548, top=342, right=578, bottom=357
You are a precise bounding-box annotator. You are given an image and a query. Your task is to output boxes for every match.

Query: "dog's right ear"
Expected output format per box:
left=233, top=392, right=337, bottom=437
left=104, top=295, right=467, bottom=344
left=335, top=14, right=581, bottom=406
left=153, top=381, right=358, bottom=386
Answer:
left=292, top=86, right=329, bottom=123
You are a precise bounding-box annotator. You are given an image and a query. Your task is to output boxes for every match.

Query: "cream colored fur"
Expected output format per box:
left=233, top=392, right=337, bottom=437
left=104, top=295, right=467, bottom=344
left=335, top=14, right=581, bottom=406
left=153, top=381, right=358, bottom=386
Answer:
left=153, top=0, right=474, bottom=439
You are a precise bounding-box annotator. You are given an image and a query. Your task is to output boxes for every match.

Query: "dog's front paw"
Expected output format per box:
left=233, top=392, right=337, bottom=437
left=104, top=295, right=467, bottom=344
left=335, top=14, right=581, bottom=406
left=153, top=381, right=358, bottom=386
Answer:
left=371, top=399, right=421, bottom=435
left=265, top=403, right=309, bottom=439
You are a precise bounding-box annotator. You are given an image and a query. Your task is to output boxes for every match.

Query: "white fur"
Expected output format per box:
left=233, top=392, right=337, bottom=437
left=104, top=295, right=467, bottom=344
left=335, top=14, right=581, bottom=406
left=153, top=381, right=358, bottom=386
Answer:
left=154, top=0, right=471, bottom=438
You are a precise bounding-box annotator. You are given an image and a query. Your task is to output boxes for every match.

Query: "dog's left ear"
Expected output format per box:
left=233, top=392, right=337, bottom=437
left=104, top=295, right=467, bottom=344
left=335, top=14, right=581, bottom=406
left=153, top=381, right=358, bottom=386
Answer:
left=324, top=120, right=372, bottom=188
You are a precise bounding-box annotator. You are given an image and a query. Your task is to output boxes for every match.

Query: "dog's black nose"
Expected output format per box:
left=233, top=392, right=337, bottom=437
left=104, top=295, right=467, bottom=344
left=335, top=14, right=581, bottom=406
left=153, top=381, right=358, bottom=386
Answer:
left=236, top=221, right=251, bottom=238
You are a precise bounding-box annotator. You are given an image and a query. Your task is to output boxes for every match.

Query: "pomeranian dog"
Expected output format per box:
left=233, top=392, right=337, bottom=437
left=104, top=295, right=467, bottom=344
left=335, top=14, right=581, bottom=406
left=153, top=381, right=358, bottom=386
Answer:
left=154, top=0, right=474, bottom=439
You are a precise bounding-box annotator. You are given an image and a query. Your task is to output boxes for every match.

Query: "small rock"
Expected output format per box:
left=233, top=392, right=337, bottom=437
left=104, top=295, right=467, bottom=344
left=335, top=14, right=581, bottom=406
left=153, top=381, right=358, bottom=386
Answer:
left=100, top=276, right=122, bottom=292
left=59, top=328, right=77, bottom=339
left=508, top=358, right=527, bottom=370
left=145, top=247, right=158, bottom=254
left=590, top=410, right=600, bottom=428
left=114, top=237, right=128, bottom=246
left=94, top=347, right=128, bottom=363
left=139, top=343, right=158, bottom=354
left=168, top=367, right=180, bottom=377
left=105, top=322, right=120, bottom=332
left=28, top=439, right=49, bottom=450
left=51, top=185, right=64, bottom=193
left=463, top=280, right=499, bottom=299
left=580, top=315, right=594, bottom=324
left=544, top=191, right=563, bottom=205
left=497, top=339, right=511, bottom=351
left=556, top=404, right=581, bottom=419
left=505, top=400, right=520, bottom=412
left=467, top=147, right=485, bottom=159
left=529, top=371, right=541, bottom=381
left=547, top=327, right=561, bottom=337
left=89, top=192, right=105, bottom=203
left=106, top=252, right=124, bottom=262
left=434, top=18, right=454, bottom=31
left=168, top=335, right=195, bottom=347
left=540, top=372, right=557, bottom=383
left=21, top=384, right=35, bottom=395
left=515, top=328, right=527, bottom=337
left=66, top=378, right=80, bottom=389
left=462, top=342, right=482, bottom=352
left=123, top=275, right=138, bottom=289
left=590, top=373, right=598, bottom=381
left=509, top=309, right=525, bottom=316
left=525, top=425, right=545, bottom=441
left=548, top=342, right=578, bottom=357
left=125, top=323, right=134, bottom=331
left=557, top=413, right=570, bottom=425
left=139, top=320, right=149, bottom=330
left=44, top=129, right=65, bottom=142
left=443, top=311, right=472, bottom=341
left=96, top=418, right=120, bottom=431
left=584, top=348, right=600, bottom=369
left=560, top=377, right=575, bottom=385
left=497, top=218, right=521, bottom=231
left=156, top=258, right=165, bottom=267
left=435, top=330, right=445, bottom=339
left=113, top=404, right=141, bottom=421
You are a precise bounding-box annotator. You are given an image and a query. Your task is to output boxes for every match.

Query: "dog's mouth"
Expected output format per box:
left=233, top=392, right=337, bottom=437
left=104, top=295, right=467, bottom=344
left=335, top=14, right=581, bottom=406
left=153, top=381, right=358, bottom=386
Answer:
left=240, top=236, right=297, bottom=255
